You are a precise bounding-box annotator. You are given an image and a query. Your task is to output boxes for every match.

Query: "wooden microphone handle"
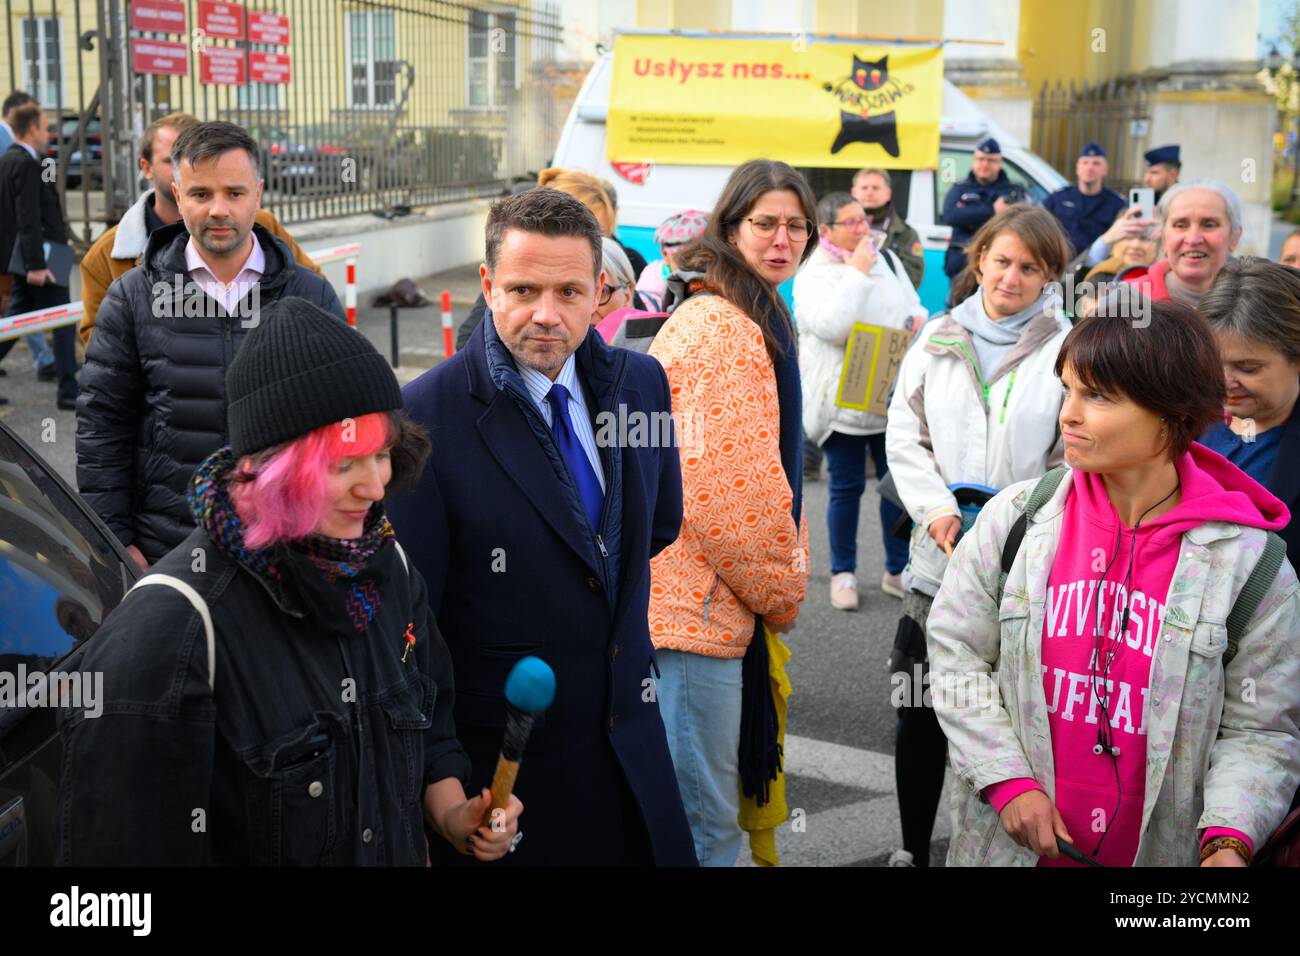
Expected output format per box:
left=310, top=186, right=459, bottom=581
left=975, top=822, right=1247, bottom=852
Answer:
left=488, top=754, right=521, bottom=817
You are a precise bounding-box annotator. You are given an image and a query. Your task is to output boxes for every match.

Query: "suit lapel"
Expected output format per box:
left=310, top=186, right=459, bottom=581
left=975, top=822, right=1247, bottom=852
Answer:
left=475, top=390, right=599, bottom=573
left=612, top=384, right=649, bottom=621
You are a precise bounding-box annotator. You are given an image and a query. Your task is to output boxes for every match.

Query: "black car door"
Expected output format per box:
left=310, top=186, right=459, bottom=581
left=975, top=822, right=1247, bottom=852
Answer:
left=0, top=421, right=137, bottom=865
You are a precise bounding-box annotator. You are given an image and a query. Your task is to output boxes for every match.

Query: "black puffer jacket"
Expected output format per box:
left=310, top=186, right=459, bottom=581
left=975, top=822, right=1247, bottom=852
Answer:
left=75, top=223, right=345, bottom=561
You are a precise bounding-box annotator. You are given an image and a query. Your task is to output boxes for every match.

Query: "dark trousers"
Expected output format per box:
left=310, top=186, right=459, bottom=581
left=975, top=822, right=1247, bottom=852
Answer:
left=891, top=590, right=949, bottom=866
left=0, top=278, right=78, bottom=403
left=822, top=431, right=908, bottom=576
left=943, top=245, right=968, bottom=279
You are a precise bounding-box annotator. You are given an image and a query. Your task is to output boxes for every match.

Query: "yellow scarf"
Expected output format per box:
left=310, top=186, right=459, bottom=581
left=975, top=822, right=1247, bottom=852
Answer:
left=738, top=623, right=792, bottom=866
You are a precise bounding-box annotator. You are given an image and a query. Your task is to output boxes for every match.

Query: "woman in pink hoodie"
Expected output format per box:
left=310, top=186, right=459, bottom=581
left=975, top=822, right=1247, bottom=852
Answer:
left=927, top=300, right=1300, bottom=867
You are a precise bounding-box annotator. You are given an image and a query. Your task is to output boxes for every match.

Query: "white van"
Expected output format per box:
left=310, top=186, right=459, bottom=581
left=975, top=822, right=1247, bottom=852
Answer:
left=552, top=49, right=1067, bottom=314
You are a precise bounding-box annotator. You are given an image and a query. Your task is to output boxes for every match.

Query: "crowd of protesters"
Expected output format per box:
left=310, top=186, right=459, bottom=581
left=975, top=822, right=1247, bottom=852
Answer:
left=3, top=84, right=1297, bottom=869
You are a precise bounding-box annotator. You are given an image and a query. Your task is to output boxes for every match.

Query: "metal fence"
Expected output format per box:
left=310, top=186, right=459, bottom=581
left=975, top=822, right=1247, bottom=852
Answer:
left=1032, top=77, right=1152, bottom=192
left=2, top=0, right=565, bottom=243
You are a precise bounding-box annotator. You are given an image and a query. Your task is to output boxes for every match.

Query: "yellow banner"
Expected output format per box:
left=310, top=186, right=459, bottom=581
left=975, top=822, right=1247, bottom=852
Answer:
left=608, top=36, right=943, bottom=170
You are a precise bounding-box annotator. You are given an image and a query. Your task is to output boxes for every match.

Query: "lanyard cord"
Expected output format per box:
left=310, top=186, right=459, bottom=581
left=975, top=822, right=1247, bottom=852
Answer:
left=1084, top=479, right=1180, bottom=859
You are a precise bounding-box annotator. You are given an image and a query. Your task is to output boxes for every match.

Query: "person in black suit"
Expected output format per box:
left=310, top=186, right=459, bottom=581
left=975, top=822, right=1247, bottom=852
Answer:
left=0, top=101, right=76, bottom=408
left=387, top=188, right=698, bottom=866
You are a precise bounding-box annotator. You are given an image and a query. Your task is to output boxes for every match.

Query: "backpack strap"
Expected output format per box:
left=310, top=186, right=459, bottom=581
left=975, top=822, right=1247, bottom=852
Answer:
left=997, top=467, right=1069, bottom=605
left=128, top=574, right=216, bottom=693
left=122, top=542, right=412, bottom=695
left=1224, top=531, right=1286, bottom=665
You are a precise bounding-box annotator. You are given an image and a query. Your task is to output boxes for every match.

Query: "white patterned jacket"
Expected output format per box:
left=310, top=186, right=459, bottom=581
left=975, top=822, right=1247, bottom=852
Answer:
left=927, top=471, right=1300, bottom=866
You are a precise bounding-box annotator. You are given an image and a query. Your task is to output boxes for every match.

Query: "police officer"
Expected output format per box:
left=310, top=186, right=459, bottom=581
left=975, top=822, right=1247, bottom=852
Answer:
left=1043, top=142, right=1126, bottom=259
left=1143, top=144, right=1181, bottom=201
left=942, top=137, right=1019, bottom=280
left=1082, top=144, right=1180, bottom=268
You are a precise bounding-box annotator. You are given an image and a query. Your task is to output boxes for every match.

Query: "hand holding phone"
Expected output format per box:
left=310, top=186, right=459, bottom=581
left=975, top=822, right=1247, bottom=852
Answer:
left=1128, top=187, right=1155, bottom=226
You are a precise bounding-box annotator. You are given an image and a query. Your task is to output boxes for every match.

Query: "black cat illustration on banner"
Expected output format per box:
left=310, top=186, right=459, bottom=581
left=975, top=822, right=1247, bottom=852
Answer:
left=822, top=54, right=915, bottom=157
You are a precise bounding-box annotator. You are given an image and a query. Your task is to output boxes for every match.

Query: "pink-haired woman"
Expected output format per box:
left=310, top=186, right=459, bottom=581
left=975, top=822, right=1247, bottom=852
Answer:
left=57, top=297, right=522, bottom=866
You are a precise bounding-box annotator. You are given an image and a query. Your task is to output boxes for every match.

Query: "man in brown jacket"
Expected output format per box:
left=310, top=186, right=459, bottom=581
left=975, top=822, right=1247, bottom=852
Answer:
left=78, top=111, right=319, bottom=346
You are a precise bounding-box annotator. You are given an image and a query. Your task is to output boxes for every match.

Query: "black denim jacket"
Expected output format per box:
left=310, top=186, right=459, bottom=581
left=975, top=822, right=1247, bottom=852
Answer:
left=56, top=526, right=471, bottom=865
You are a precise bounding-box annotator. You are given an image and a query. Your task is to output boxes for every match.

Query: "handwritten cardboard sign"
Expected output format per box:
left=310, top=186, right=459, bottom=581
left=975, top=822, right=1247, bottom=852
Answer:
left=835, top=322, right=912, bottom=417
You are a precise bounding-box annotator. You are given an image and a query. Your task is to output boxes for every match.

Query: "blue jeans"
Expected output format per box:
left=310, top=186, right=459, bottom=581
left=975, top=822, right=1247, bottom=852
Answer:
left=0, top=279, right=77, bottom=403
left=823, top=430, right=908, bottom=576
left=0, top=331, right=53, bottom=369
left=25, top=331, right=54, bottom=369
left=654, top=648, right=743, bottom=867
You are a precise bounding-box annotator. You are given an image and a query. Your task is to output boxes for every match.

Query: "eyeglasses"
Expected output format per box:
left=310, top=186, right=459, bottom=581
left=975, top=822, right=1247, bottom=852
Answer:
left=598, top=283, right=627, bottom=306
left=741, top=216, right=813, bottom=242
left=832, top=216, right=869, bottom=230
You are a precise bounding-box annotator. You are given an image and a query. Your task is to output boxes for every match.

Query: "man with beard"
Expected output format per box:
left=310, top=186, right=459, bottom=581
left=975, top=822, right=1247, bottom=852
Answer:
left=76, top=121, right=343, bottom=571
left=77, top=112, right=319, bottom=346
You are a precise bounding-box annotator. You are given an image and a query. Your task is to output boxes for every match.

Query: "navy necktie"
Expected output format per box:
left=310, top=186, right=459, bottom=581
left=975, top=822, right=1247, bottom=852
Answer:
left=546, top=382, right=604, bottom=531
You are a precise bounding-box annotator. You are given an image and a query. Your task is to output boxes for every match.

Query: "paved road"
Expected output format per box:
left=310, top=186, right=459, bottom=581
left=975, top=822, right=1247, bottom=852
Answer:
left=0, top=265, right=952, bottom=868
left=11, top=218, right=1293, bottom=867
left=737, top=469, right=954, bottom=866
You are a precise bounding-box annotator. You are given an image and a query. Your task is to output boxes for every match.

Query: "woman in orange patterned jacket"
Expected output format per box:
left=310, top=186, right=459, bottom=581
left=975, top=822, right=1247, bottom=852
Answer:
left=647, top=160, right=813, bottom=866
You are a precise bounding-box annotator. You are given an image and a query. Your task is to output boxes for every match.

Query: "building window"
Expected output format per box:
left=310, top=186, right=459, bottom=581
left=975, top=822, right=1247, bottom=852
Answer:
left=347, top=10, right=398, bottom=108
left=467, top=9, right=517, bottom=109
left=21, top=17, right=62, bottom=107
left=238, top=84, right=281, bottom=111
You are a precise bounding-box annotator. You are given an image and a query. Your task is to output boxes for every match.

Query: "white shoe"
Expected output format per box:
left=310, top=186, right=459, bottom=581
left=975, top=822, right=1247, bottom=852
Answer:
left=887, top=848, right=915, bottom=867
left=830, top=572, right=859, bottom=611
left=881, top=572, right=905, bottom=599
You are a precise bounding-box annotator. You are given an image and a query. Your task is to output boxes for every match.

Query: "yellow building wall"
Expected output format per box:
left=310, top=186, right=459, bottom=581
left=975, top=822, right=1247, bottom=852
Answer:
left=816, top=0, right=944, bottom=41
left=0, top=0, right=532, bottom=130
left=637, top=0, right=732, bottom=31
left=1019, top=0, right=1155, bottom=95
left=0, top=0, right=98, bottom=116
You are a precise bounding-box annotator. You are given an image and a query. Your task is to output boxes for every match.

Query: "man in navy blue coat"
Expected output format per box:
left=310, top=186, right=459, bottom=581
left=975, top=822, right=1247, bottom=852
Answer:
left=387, top=188, right=698, bottom=866
left=941, top=137, right=1021, bottom=280
left=1043, top=141, right=1127, bottom=259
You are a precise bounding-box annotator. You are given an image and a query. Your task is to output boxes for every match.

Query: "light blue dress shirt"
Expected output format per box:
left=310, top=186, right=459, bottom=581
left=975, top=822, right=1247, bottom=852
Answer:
left=517, top=353, right=607, bottom=492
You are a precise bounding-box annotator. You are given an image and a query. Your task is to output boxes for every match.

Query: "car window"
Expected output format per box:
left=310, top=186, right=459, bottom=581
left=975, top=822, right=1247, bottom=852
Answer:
left=0, top=426, right=134, bottom=675
left=0, top=426, right=135, bottom=866
left=935, top=147, right=1051, bottom=219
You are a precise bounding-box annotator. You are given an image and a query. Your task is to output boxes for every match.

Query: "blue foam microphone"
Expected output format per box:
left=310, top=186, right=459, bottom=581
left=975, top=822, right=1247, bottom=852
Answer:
left=489, top=656, right=556, bottom=814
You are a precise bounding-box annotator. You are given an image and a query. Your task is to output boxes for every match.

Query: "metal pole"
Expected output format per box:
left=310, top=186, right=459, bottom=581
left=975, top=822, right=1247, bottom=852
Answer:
left=389, top=304, right=399, bottom=367
left=1291, top=110, right=1299, bottom=209
left=1292, top=70, right=1300, bottom=210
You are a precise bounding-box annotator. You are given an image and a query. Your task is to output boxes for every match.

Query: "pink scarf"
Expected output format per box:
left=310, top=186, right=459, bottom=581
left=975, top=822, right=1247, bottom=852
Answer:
left=817, top=235, right=853, bottom=264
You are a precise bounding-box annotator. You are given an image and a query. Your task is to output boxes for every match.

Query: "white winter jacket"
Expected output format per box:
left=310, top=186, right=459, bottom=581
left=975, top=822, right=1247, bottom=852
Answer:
left=885, top=306, right=1069, bottom=594
left=794, top=243, right=927, bottom=444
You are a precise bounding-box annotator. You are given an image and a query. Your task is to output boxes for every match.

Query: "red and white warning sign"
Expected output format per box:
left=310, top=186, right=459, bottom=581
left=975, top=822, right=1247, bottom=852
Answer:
left=248, top=12, right=291, bottom=46
left=198, top=0, right=245, bottom=40
left=131, top=0, right=187, bottom=34
left=249, top=51, right=292, bottom=84
left=200, top=47, right=247, bottom=85
left=131, top=38, right=189, bottom=76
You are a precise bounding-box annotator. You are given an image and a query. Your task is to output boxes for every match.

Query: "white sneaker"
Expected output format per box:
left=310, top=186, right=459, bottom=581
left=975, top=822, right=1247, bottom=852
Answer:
left=881, top=572, right=905, bottom=599
left=887, top=848, right=915, bottom=867
left=830, top=572, right=859, bottom=611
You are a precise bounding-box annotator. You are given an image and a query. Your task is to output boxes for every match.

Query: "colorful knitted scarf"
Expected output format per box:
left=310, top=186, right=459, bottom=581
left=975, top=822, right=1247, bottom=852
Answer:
left=187, top=447, right=397, bottom=630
